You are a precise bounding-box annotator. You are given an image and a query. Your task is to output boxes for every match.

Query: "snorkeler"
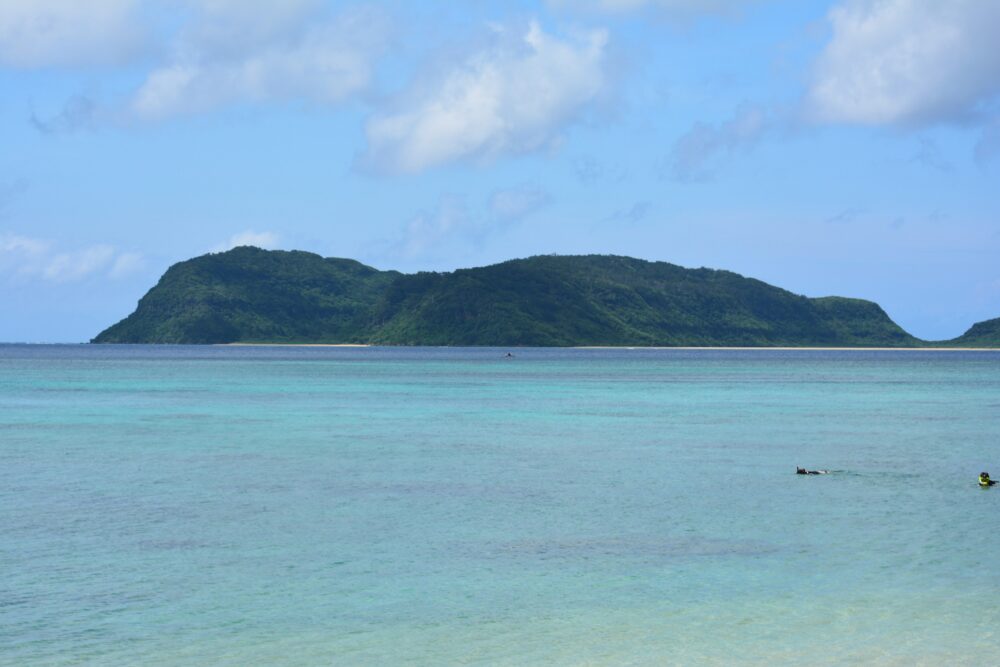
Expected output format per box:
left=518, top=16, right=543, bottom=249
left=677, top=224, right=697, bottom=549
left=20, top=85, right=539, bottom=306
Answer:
left=796, top=467, right=829, bottom=475
left=979, top=472, right=996, bottom=487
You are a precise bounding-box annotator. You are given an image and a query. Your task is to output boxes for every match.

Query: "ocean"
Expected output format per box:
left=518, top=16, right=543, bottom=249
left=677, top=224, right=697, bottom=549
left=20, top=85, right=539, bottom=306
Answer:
left=2, top=345, right=999, bottom=665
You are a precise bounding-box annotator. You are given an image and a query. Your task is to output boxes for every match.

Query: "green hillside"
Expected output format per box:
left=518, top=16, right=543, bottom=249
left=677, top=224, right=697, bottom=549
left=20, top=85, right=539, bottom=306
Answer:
left=948, top=317, right=1000, bottom=347
left=367, top=255, right=917, bottom=346
left=92, top=247, right=994, bottom=347
left=93, top=247, right=398, bottom=344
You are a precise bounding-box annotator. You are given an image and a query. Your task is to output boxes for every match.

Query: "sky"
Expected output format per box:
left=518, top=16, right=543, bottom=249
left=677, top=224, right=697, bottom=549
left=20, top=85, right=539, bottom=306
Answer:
left=1, top=0, right=999, bottom=343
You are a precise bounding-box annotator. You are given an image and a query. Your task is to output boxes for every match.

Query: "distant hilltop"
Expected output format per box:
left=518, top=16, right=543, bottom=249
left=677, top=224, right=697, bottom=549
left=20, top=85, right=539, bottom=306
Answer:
left=92, top=247, right=999, bottom=347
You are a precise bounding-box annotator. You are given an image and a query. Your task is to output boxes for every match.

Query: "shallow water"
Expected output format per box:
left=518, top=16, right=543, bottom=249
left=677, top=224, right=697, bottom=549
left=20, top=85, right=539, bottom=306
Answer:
left=2, top=345, right=999, bottom=665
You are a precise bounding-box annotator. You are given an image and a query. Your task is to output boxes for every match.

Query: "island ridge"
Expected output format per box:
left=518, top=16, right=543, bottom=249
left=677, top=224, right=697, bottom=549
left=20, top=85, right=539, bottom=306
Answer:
left=92, top=247, right=1000, bottom=348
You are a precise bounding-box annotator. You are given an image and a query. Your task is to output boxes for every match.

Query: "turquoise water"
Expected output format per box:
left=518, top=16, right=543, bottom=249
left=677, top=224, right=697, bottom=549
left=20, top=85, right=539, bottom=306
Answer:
left=2, top=345, right=999, bottom=665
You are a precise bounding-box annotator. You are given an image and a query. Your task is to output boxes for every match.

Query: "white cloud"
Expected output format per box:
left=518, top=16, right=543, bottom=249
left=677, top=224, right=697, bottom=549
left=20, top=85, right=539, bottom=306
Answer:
left=0, top=233, right=49, bottom=258
left=178, top=0, right=323, bottom=55
left=1, top=0, right=388, bottom=118
left=383, top=188, right=546, bottom=262
left=109, top=251, right=146, bottom=278
left=0, top=233, right=144, bottom=283
left=808, top=0, right=1000, bottom=126
left=363, top=21, right=609, bottom=173
left=0, top=0, right=142, bottom=68
left=43, top=245, right=117, bottom=282
left=132, top=4, right=388, bottom=118
left=393, top=196, right=473, bottom=259
left=546, top=0, right=755, bottom=17
left=213, top=230, right=280, bottom=252
left=489, top=186, right=551, bottom=222
left=669, top=105, right=771, bottom=181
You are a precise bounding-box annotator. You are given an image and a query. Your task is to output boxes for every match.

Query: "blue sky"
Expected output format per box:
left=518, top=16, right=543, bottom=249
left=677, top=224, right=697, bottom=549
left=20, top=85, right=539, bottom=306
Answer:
left=1, top=0, right=999, bottom=342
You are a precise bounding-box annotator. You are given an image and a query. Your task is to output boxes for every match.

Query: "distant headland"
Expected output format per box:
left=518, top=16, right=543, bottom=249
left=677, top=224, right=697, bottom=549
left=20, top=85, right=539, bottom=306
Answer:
left=92, top=247, right=1000, bottom=348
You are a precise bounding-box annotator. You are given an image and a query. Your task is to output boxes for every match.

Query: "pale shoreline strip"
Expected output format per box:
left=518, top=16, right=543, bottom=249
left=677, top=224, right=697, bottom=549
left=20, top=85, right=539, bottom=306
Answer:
left=221, top=343, right=370, bottom=348
left=218, top=343, right=996, bottom=351
left=574, top=346, right=998, bottom=351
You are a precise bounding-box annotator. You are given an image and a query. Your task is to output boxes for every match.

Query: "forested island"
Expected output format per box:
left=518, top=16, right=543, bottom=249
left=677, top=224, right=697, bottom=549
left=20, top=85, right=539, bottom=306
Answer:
left=92, top=247, right=999, bottom=347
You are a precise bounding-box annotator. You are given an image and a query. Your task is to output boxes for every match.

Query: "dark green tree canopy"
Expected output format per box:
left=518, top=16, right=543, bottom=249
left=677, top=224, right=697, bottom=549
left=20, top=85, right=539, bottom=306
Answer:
left=92, top=247, right=997, bottom=347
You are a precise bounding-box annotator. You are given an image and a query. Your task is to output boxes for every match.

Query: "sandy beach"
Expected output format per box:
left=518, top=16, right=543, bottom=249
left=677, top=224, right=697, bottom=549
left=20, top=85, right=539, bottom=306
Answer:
left=220, top=343, right=371, bottom=348
left=223, top=343, right=995, bottom=351
left=573, top=346, right=999, bottom=351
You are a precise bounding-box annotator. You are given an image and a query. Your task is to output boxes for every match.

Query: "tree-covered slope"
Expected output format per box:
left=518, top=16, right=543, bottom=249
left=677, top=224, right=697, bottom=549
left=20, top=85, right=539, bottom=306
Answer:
left=947, top=317, right=1000, bottom=347
left=367, top=255, right=918, bottom=346
left=94, top=248, right=983, bottom=347
left=93, top=247, right=398, bottom=343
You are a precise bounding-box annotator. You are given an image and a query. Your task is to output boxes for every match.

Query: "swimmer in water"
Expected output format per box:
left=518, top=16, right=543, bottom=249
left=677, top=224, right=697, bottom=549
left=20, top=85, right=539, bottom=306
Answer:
left=980, top=472, right=996, bottom=487
left=796, top=467, right=829, bottom=475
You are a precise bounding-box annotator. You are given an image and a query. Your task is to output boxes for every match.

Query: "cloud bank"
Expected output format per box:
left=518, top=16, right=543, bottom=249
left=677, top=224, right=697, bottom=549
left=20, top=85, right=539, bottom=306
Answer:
left=363, top=21, right=609, bottom=173
left=547, top=0, right=755, bottom=17
left=0, top=234, right=145, bottom=283
left=808, top=0, right=1000, bottom=126
left=4, top=5, right=611, bottom=176
left=0, top=0, right=142, bottom=68
left=132, top=4, right=389, bottom=118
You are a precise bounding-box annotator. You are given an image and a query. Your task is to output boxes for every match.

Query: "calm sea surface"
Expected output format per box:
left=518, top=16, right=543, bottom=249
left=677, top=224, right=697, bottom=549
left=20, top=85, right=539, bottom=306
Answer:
left=2, top=345, right=999, bottom=665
